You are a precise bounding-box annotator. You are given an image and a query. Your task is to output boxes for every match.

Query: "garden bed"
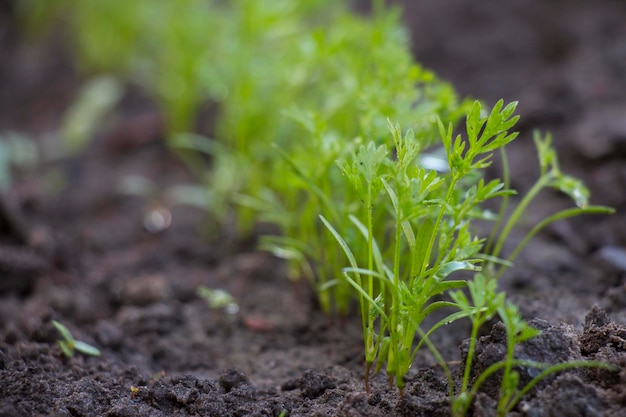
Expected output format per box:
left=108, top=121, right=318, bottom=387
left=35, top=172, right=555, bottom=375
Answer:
left=1, top=1, right=626, bottom=416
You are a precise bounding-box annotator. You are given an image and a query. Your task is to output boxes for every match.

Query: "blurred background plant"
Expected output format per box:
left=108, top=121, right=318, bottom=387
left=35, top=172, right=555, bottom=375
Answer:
left=16, top=0, right=469, bottom=316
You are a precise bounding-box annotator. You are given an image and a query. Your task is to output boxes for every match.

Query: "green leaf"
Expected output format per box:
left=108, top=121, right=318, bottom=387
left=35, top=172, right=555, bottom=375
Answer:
left=434, top=260, right=481, bottom=280
left=57, top=341, right=74, bottom=357
left=341, top=270, right=388, bottom=321
left=74, top=340, right=101, bottom=357
left=466, top=100, right=485, bottom=146
left=61, top=76, right=123, bottom=154
left=320, top=215, right=359, bottom=270
left=412, top=219, right=434, bottom=277
left=552, top=174, right=589, bottom=208
left=356, top=142, right=388, bottom=184
left=369, top=293, right=385, bottom=322
left=197, top=286, right=238, bottom=310
left=425, top=280, right=468, bottom=299
left=420, top=300, right=460, bottom=318
left=381, top=178, right=399, bottom=214
left=52, top=320, right=75, bottom=345
left=52, top=320, right=100, bottom=357
left=412, top=307, right=475, bottom=353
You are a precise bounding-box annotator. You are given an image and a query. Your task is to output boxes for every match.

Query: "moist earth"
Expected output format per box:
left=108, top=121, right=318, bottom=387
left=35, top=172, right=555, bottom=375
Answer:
left=2, top=0, right=626, bottom=416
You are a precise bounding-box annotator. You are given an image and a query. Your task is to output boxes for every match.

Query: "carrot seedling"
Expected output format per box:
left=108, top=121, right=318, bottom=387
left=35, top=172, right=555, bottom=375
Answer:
left=449, top=297, right=617, bottom=417
left=322, top=99, right=613, bottom=395
left=52, top=320, right=101, bottom=358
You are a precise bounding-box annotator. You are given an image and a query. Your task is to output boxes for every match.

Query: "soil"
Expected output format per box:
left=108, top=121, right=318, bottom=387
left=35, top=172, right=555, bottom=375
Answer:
left=2, top=0, right=626, bottom=416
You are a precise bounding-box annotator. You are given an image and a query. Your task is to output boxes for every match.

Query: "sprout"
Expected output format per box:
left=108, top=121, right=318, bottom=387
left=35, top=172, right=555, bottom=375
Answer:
left=52, top=320, right=101, bottom=358
left=197, top=286, right=239, bottom=315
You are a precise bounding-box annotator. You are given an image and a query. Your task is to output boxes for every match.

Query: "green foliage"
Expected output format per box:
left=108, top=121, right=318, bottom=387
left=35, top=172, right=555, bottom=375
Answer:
left=19, top=1, right=616, bottom=412
left=52, top=320, right=101, bottom=358
left=321, top=99, right=613, bottom=395
left=319, top=101, right=513, bottom=392
left=20, top=0, right=222, bottom=132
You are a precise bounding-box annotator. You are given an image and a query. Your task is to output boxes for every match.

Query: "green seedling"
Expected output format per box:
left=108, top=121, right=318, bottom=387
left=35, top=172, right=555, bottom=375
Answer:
left=321, top=99, right=612, bottom=395
left=320, top=100, right=517, bottom=393
left=197, top=286, right=239, bottom=315
left=403, top=276, right=618, bottom=416
left=448, top=295, right=616, bottom=417
left=52, top=320, right=101, bottom=358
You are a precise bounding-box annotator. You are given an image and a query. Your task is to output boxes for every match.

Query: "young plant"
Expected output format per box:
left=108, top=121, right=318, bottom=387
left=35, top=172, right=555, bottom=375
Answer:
left=196, top=285, right=239, bottom=315
left=52, top=320, right=101, bottom=358
left=448, top=296, right=615, bottom=417
left=319, top=100, right=519, bottom=393
left=250, top=8, right=469, bottom=318
left=322, top=99, right=613, bottom=395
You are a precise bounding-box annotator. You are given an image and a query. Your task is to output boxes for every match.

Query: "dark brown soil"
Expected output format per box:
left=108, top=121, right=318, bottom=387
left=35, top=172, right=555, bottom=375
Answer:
left=2, top=1, right=626, bottom=416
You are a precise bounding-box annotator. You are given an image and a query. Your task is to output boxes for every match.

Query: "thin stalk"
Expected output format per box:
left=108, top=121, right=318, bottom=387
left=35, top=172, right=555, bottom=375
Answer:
left=419, top=178, right=457, bottom=278
left=367, top=184, right=374, bottom=295
left=460, top=359, right=542, bottom=416
left=365, top=183, right=376, bottom=388
left=388, top=202, right=403, bottom=383
left=496, top=321, right=517, bottom=416
left=494, top=205, right=614, bottom=280
left=414, top=323, right=455, bottom=401
left=490, top=173, right=552, bottom=261
left=485, top=146, right=511, bottom=255
left=461, top=319, right=480, bottom=393
left=501, top=361, right=616, bottom=416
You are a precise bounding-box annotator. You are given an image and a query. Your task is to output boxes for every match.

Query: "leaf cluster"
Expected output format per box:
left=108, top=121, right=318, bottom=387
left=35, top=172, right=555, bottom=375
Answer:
left=19, top=1, right=617, bottom=414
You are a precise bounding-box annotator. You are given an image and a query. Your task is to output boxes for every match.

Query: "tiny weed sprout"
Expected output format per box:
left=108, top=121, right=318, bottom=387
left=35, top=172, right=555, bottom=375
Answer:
left=197, top=286, right=239, bottom=315
left=52, top=320, right=101, bottom=358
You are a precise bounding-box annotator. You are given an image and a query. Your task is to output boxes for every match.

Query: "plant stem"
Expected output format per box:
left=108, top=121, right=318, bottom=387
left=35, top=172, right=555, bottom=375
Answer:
left=490, top=173, right=552, bottom=262
left=389, top=198, right=402, bottom=383
left=486, top=146, right=510, bottom=255
left=420, top=177, right=457, bottom=278
left=461, top=319, right=480, bottom=393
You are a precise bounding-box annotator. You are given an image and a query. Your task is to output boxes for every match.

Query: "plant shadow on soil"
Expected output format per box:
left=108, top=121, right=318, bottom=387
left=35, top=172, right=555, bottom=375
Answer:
left=2, top=0, right=626, bottom=416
